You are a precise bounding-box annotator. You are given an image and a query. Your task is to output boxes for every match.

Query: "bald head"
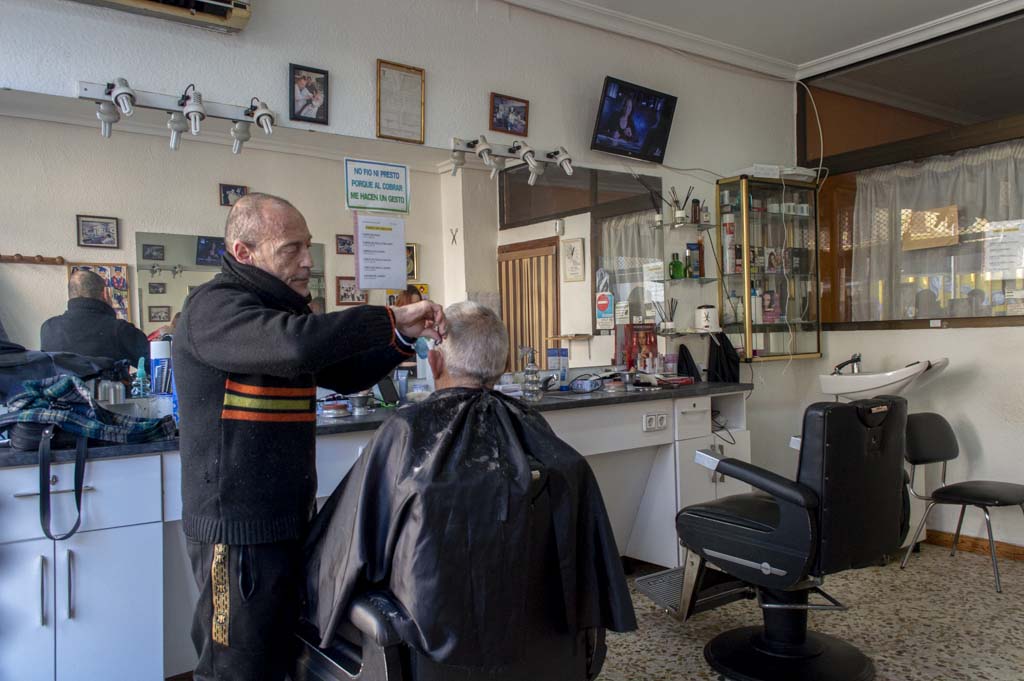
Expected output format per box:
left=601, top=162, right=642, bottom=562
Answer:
left=225, top=192, right=301, bottom=250
left=69, top=270, right=107, bottom=301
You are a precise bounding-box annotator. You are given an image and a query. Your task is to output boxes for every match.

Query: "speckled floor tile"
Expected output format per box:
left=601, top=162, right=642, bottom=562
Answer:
left=604, top=544, right=1024, bottom=681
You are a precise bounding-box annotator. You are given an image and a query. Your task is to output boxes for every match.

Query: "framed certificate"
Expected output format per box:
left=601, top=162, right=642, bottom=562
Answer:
left=376, top=59, right=425, bottom=144
left=562, top=238, right=585, bottom=282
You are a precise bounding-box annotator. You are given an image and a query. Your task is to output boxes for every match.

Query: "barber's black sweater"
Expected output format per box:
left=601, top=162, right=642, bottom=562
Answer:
left=40, top=297, right=149, bottom=364
left=173, top=256, right=413, bottom=545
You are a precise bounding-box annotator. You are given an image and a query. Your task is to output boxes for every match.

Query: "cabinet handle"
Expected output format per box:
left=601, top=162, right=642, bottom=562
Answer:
left=66, top=549, right=74, bottom=620
left=13, top=485, right=95, bottom=499
left=39, top=555, right=47, bottom=627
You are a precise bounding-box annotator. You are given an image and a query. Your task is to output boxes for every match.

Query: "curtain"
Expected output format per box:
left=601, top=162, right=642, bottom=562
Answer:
left=597, top=209, right=662, bottom=318
left=852, top=140, right=1024, bottom=320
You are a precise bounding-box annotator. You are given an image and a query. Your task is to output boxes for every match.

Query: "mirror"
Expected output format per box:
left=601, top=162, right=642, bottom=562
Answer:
left=135, top=233, right=325, bottom=336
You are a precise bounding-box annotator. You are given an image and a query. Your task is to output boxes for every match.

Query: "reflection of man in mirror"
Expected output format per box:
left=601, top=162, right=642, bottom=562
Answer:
left=40, top=269, right=149, bottom=363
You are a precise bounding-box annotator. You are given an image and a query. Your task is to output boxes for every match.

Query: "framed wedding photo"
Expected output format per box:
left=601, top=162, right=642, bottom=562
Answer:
left=290, top=64, right=329, bottom=125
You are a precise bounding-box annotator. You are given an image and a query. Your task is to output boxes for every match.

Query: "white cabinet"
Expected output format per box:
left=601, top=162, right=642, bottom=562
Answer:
left=0, top=538, right=55, bottom=681
left=0, top=455, right=163, bottom=681
left=714, top=429, right=752, bottom=498
left=55, top=523, right=163, bottom=681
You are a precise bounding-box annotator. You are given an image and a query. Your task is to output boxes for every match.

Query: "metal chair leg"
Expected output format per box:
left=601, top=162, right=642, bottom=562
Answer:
left=950, top=505, right=967, bottom=557
left=982, top=507, right=1002, bottom=594
left=901, top=501, right=936, bottom=570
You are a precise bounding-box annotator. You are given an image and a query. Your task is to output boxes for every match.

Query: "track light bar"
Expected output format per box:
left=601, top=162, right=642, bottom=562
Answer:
left=450, top=136, right=573, bottom=184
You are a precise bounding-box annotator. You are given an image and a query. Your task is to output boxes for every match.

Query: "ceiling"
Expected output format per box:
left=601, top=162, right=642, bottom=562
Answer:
left=810, top=13, right=1024, bottom=124
left=505, top=0, right=1024, bottom=78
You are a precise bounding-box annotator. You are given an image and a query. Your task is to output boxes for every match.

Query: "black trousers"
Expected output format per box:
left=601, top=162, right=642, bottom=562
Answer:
left=187, top=539, right=304, bottom=681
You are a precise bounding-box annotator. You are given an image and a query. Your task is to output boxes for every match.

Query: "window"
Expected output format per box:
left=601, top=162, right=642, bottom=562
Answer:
left=821, top=139, right=1024, bottom=324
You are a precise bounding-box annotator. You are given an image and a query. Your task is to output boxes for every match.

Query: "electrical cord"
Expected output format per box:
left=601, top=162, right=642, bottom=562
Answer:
left=569, top=373, right=605, bottom=393
left=711, top=410, right=737, bottom=445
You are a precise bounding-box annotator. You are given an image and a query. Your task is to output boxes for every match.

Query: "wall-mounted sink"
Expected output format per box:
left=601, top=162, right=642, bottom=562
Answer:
left=818, top=358, right=948, bottom=399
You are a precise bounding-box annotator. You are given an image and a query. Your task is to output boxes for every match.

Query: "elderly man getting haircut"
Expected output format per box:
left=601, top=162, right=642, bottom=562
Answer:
left=303, top=301, right=636, bottom=673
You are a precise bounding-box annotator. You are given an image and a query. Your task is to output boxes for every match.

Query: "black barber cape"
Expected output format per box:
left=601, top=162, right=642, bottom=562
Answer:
left=304, top=387, right=636, bottom=665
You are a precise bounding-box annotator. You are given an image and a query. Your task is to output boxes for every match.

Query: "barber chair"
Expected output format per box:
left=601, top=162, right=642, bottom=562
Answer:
left=293, top=464, right=606, bottom=681
left=675, top=397, right=907, bottom=681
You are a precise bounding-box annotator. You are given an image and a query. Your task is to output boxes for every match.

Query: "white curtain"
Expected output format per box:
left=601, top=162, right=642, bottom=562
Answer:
left=597, top=209, right=662, bottom=313
left=852, top=140, right=1024, bottom=320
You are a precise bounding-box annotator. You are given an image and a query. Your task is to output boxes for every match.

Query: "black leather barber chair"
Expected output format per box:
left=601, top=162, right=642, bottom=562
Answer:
left=675, top=397, right=907, bottom=681
left=293, top=465, right=606, bottom=681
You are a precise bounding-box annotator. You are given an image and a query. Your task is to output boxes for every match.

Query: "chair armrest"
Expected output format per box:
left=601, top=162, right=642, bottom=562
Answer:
left=347, top=591, right=406, bottom=647
left=715, top=458, right=818, bottom=509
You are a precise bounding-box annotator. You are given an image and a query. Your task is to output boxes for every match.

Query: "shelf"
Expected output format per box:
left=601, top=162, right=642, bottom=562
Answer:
left=653, top=277, right=718, bottom=286
left=722, top=272, right=815, bottom=280
left=657, top=328, right=721, bottom=338
left=722, top=321, right=817, bottom=333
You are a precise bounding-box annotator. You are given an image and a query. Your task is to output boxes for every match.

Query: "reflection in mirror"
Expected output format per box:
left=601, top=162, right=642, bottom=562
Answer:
left=136, top=232, right=325, bottom=336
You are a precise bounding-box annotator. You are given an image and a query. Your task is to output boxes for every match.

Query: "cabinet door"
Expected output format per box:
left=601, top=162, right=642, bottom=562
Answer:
left=0, top=539, right=55, bottom=681
left=55, top=523, right=163, bottom=681
left=715, top=429, right=752, bottom=498
left=676, top=435, right=716, bottom=511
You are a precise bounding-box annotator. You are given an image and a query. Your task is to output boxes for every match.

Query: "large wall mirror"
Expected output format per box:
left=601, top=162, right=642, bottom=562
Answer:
left=135, top=233, right=326, bottom=335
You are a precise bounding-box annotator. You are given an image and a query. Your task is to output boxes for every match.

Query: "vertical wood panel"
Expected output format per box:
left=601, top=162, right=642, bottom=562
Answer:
left=497, top=241, right=560, bottom=375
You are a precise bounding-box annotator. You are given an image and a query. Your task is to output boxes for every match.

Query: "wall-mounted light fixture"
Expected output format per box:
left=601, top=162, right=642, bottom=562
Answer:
left=450, top=136, right=573, bottom=186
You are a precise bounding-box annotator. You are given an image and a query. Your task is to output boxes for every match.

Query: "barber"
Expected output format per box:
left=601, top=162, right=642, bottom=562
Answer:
left=173, top=193, right=445, bottom=681
left=40, top=269, right=149, bottom=363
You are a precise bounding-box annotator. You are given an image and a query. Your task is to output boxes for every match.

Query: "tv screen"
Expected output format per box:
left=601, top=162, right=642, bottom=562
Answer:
left=196, top=236, right=226, bottom=266
left=591, top=77, right=677, bottom=163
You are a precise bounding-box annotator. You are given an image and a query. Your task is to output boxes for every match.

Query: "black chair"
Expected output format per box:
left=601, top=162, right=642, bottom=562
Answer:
left=293, top=465, right=606, bottom=681
left=900, top=412, right=1024, bottom=593
left=675, top=397, right=907, bottom=681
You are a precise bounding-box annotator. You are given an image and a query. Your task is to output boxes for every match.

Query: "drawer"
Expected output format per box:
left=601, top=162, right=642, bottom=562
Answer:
left=543, top=400, right=674, bottom=456
left=0, top=455, right=162, bottom=544
left=674, top=396, right=711, bottom=440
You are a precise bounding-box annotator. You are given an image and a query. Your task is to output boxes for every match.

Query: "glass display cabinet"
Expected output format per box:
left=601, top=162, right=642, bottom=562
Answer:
left=716, top=176, right=821, bottom=361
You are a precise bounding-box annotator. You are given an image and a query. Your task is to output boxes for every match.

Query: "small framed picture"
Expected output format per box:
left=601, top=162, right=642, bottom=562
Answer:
left=562, top=238, right=585, bottom=282
left=405, top=243, right=419, bottom=281
left=489, top=93, right=529, bottom=136
left=290, top=64, right=329, bottom=125
left=76, top=215, right=119, bottom=249
left=336, top=234, right=355, bottom=255
left=377, top=59, right=425, bottom=144
left=148, top=282, right=167, bottom=295
left=141, top=244, right=165, bottom=261
left=336, top=276, right=367, bottom=306
left=219, top=184, right=248, bottom=207
left=148, top=305, right=172, bottom=323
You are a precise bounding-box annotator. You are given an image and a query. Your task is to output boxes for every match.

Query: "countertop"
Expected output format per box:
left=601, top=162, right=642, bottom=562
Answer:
left=0, top=382, right=751, bottom=468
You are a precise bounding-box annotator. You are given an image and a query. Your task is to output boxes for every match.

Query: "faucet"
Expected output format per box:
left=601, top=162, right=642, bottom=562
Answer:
left=832, top=353, right=862, bottom=375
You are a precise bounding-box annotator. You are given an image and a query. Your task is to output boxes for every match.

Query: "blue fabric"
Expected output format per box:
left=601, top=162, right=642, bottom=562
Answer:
left=1, top=375, right=175, bottom=444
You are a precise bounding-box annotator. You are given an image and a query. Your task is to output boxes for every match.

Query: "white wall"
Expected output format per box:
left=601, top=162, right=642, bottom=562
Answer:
left=0, top=116, right=443, bottom=347
left=747, top=327, right=1024, bottom=546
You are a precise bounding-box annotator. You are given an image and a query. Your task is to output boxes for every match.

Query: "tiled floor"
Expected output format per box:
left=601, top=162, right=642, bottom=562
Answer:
left=602, top=544, right=1024, bottom=681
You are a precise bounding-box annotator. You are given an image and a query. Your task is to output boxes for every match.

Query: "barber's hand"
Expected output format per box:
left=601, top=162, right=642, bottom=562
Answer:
left=391, top=301, right=447, bottom=343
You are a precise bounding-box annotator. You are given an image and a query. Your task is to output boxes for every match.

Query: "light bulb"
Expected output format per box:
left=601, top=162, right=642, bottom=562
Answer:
left=475, top=135, right=493, bottom=166
left=182, top=92, right=206, bottom=136
left=110, top=78, right=136, bottom=117
left=96, top=101, right=119, bottom=138
left=489, top=156, right=505, bottom=180
left=251, top=100, right=275, bottom=136
left=450, top=150, right=466, bottom=176
left=167, top=111, right=189, bottom=151
left=230, top=121, right=252, bottom=155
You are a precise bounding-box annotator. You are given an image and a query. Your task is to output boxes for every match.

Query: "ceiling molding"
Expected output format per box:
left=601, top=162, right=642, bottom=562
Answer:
left=796, top=0, right=1024, bottom=79
left=503, top=0, right=798, bottom=79
left=811, top=79, right=985, bottom=126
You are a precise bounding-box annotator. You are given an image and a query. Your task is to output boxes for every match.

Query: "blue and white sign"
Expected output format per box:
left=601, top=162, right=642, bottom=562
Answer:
left=344, top=158, right=410, bottom=213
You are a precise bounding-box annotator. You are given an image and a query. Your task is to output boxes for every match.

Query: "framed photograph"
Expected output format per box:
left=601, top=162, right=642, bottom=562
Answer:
left=336, top=234, right=355, bottom=255
left=377, top=59, right=425, bottom=144
left=148, top=282, right=167, bottom=295
left=489, top=92, right=529, bottom=136
left=148, top=305, right=172, bottom=323
left=386, top=283, right=429, bottom=306
left=405, top=243, right=419, bottom=281
left=76, top=215, right=119, bottom=249
left=290, top=64, right=329, bottom=125
left=68, top=262, right=131, bottom=322
left=141, top=244, right=165, bottom=261
left=336, top=276, right=367, bottom=306
left=219, top=184, right=248, bottom=207
left=562, top=238, right=585, bottom=282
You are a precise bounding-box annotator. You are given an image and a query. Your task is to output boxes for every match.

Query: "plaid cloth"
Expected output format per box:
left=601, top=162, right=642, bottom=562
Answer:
left=0, top=375, right=176, bottom=443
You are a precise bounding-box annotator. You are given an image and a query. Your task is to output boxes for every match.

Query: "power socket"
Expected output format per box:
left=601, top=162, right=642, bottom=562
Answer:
left=642, top=412, right=668, bottom=432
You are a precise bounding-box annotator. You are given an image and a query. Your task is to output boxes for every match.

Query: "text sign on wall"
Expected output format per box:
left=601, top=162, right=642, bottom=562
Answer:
left=344, top=158, right=410, bottom=213
left=355, top=213, right=407, bottom=290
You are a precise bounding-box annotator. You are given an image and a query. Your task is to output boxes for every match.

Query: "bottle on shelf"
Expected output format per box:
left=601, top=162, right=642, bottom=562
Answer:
left=521, top=348, right=542, bottom=402
left=669, top=252, right=685, bottom=280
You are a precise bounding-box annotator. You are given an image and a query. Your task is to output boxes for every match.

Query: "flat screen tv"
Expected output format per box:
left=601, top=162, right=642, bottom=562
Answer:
left=590, top=76, right=677, bottom=164
left=195, top=236, right=226, bottom=266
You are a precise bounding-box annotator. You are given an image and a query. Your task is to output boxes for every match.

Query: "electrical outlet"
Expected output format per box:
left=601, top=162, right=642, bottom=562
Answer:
left=656, top=413, right=668, bottom=429
left=642, top=413, right=668, bottom=432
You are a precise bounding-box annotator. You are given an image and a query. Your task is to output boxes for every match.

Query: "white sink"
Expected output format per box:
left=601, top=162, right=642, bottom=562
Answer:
left=818, top=358, right=948, bottom=399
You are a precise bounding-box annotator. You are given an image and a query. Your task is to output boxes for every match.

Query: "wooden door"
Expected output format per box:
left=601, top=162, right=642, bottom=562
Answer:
left=498, top=237, right=560, bottom=372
